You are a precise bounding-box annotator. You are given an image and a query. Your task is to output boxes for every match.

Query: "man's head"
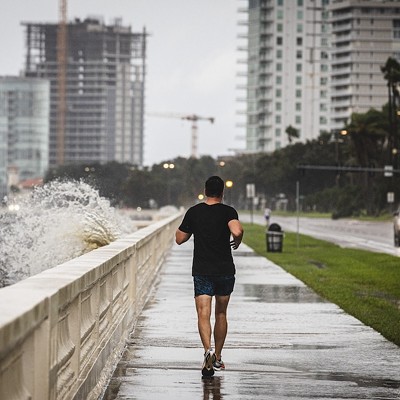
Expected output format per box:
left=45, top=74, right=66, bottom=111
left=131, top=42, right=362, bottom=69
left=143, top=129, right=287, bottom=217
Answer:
left=205, top=176, right=224, bottom=198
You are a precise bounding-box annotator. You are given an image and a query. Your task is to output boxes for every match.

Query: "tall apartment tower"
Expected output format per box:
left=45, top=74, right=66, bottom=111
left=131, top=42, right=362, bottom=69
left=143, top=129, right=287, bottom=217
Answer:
left=0, top=77, right=50, bottom=199
left=239, top=0, right=331, bottom=153
left=23, top=18, right=147, bottom=167
left=330, top=0, right=400, bottom=131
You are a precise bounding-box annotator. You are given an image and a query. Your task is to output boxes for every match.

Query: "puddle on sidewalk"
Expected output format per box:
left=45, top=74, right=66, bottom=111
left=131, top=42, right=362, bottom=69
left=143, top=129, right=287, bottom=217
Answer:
left=241, top=284, right=326, bottom=303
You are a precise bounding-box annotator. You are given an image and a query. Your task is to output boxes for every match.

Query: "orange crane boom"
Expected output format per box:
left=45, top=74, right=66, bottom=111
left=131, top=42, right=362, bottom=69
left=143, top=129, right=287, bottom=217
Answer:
left=147, top=112, right=215, bottom=158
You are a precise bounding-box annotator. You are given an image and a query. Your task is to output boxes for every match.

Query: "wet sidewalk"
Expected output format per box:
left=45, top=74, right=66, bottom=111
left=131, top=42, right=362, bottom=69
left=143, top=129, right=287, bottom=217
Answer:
left=103, top=242, right=400, bottom=400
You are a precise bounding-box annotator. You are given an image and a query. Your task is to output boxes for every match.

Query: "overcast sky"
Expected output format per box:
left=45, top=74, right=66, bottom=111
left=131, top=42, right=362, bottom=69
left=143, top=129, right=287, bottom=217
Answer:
left=0, top=0, right=246, bottom=166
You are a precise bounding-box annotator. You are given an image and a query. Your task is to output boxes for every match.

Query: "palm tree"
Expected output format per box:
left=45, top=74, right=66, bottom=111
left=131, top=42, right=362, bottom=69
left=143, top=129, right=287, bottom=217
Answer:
left=381, top=57, right=400, bottom=162
left=285, top=125, right=300, bottom=144
left=345, top=109, right=388, bottom=168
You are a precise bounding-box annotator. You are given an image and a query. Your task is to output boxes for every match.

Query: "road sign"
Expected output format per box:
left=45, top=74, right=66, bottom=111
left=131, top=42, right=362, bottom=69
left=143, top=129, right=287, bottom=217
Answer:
left=246, top=183, right=255, bottom=198
left=384, top=165, right=393, bottom=177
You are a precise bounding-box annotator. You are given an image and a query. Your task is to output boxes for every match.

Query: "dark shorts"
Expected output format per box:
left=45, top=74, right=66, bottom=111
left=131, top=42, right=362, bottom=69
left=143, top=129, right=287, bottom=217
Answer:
left=193, top=275, right=235, bottom=297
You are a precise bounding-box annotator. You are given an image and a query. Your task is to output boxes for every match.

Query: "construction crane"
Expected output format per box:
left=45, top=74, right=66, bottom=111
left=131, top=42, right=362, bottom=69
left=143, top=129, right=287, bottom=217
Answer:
left=147, top=112, right=215, bottom=158
left=56, top=0, right=67, bottom=165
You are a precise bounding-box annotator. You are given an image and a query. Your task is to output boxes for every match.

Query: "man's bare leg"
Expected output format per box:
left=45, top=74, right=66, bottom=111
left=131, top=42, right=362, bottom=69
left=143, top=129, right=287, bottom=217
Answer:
left=214, top=295, right=230, bottom=360
left=195, top=294, right=212, bottom=351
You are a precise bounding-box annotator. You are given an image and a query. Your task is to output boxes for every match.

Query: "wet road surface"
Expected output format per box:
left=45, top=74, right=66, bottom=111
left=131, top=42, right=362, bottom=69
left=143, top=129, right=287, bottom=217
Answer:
left=103, top=242, right=400, bottom=400
left=242, top=214, right=400, bottom=257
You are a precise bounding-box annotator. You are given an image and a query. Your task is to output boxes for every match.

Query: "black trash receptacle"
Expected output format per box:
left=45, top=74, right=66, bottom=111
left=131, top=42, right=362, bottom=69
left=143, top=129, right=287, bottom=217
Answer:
left=266, top=223, right=284, bottom=252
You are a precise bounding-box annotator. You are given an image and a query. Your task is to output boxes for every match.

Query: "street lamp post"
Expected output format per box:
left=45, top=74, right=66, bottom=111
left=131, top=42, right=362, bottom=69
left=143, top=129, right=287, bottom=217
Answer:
left=216, top=160, right=226, bottom=179
left=333, top=129, right=348, bottom=186
left=163, top=162, right=175, bottom=205
left=225, top=180, right=233, bottom=206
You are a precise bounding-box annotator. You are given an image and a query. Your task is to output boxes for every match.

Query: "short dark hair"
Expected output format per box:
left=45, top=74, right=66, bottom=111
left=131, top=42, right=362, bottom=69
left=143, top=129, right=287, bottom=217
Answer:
left=205, top=176, right=224, bottom=198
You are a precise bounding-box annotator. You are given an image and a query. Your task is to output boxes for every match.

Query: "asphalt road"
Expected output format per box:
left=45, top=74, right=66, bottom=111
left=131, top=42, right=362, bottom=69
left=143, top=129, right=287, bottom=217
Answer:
left=241, top=213, right=400, bottom=257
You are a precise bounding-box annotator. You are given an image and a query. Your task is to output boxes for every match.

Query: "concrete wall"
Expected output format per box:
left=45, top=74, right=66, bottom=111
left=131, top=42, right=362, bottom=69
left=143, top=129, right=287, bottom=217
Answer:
left=0, top=213, right=182, bottom=400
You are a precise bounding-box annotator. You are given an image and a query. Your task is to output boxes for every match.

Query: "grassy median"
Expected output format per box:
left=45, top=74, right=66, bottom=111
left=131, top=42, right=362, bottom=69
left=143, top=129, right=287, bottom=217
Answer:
left=242, top=223, right=400, bottom=347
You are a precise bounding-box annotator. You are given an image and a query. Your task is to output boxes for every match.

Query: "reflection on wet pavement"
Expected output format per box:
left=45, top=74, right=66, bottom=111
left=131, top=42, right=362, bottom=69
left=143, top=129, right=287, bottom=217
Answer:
left=102, top=244, right=400, bottom=400
left=242, top=284, right=326, bottom=303
left=202, top=376, right=223, bottom=400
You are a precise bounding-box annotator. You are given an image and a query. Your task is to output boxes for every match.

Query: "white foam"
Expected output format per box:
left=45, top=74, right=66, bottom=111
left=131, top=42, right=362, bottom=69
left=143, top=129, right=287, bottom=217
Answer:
left=0, top=180, right=135, bottom=287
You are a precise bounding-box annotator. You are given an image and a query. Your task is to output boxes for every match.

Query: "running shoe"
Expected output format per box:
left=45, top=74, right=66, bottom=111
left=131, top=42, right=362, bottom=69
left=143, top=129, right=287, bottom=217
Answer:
left=201, top=349, right=215, bottom=377
left=213, top=357, right=225, bottom=371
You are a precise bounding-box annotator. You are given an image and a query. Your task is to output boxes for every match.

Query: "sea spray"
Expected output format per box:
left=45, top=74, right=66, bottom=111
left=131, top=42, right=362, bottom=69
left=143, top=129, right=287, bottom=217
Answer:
left=0, top=180, right=135, bottom=287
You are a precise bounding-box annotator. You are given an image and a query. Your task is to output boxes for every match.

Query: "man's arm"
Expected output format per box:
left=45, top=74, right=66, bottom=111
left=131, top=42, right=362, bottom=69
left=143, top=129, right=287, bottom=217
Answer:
left=228, top=219, right=244, bottom=250
left=175, top=228, right=192, bottom=245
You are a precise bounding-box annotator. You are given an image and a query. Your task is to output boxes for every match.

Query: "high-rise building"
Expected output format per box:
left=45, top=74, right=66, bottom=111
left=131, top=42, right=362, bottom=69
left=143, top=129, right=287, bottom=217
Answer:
left=330, top=0, right=400, bottom=130
left=23, top=18, right=147, bottom=167
left=240, top=0, right=400, bottom=154
left=0, top=76, right=50, bottom=199
left=239, top=0, right=331, bottom=153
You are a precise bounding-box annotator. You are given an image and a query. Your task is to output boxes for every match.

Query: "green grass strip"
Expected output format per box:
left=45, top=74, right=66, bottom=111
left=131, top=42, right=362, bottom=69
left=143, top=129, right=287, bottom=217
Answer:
left=242, top=223, right=400, bottom=347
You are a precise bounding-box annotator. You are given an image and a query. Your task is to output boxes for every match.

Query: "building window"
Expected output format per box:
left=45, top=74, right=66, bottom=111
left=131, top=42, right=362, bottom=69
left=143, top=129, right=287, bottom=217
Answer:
left=276, top=115, right=281, bottom=123
left=296, top=50, right=302, bottom=59
left=393, top=20, right=400, bottom=39
left=276, top=76, right=282, bottom=84
left=296, top=64, right=302, bottom=72
left=276, top=63, right=282, bottom=71
left=393, top=51, right=400, bottom=62
left=277, top=37, right=283, bottom=45
left=276, top=102, right=282, bottom=111
left=321, top=64, right=328, bottom=72
left=296, top=76, right=302, bottom=85
left=296, top=102, right=301, bottom=111
left=275, top=128, right=281, bottom=137
left=277, top=9, right=284, bottom=19
left=277, top=23, right=283, bottom=32
left=297, top=24, right=303, bottom=33
left=295, top=115, right=301, bottom=124
left=277, top=0, right=283, bottom=5
left=320, top=77, right=328, bottom=85
left=297, top=37, right=303, bottom=46
left=320, top=116, right=327, bottom=124
left=296, top=89, right=302, bottom=98
left=320, top=103, right=327, bottom=112
left=276, top=89, right=282, bottom=97
left=276, top=49, right=283, bottom=58
left=249, top=0, right=259, bottom=8
left=321, top=38, right=328, bottom=46
left=297, top=10, right=303, bottom=19
left=297, top=0, right=303, bottom=6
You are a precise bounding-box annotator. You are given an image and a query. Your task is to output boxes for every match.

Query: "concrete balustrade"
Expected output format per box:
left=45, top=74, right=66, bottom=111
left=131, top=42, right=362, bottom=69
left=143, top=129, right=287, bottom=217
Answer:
left=0, top=213, right=182, bottom=400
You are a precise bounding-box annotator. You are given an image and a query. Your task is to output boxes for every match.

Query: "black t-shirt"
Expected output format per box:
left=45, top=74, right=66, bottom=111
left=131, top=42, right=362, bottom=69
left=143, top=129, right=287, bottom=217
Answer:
left=178, top=202, right=239, bottom=276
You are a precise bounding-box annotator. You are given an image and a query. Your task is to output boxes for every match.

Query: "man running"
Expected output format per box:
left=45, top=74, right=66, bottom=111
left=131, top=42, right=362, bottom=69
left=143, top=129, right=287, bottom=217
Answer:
left=175, top=176, right=244, bottom=377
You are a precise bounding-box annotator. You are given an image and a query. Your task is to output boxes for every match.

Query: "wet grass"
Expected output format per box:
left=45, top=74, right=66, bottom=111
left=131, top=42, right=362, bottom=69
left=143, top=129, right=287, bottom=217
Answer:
left=242, top=223, right=400, bottom=347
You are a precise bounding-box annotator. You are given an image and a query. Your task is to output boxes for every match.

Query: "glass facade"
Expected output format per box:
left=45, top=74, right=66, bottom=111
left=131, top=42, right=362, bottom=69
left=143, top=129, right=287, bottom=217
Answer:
left=0, top=77, right=50, bottom=198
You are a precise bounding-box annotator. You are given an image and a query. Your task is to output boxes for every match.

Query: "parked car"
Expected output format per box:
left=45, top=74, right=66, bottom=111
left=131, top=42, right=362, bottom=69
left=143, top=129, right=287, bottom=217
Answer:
left=393, top=208, right=400, bottom=246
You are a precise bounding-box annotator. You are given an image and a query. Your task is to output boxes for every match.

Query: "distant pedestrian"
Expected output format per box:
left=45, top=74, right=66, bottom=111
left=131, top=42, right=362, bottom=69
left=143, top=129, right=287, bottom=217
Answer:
left=264, top=207, right=272, bottom=226
left=175, top=176, right=244, bottom=377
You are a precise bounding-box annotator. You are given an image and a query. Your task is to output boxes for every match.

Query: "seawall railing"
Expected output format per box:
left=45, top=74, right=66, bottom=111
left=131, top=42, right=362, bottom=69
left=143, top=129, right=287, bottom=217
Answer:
left=0, top=213, right=182, bottom=400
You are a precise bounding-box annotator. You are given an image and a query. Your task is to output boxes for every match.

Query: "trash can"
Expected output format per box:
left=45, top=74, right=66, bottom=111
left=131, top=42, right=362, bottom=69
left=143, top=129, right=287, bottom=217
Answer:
left=266, top=223, right=284, bottom=252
